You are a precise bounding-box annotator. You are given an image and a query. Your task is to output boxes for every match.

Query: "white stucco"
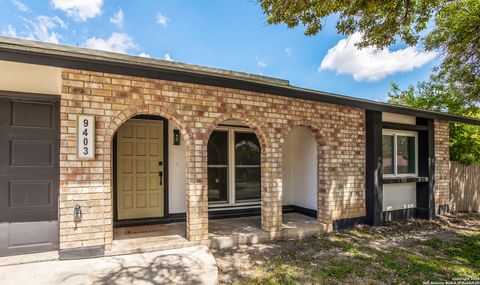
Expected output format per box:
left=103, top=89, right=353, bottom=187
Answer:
left=382, top=112, right=416, bottom=125
left=168, top=122, right=187, bottom=213
left=0, top=60, right=62, bottom=95
left=282, top=126, right=318, bottom=210
left=383, top=183, right=416, bottom=211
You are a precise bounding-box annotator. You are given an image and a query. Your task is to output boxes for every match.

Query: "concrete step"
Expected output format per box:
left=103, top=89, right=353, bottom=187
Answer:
left=209, top=221, right=328, bottom=249
left=108, top=235, right=208, bottom=256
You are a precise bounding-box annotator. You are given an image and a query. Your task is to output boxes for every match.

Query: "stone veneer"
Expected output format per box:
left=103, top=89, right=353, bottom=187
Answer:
left=434, top=120, right=450, bottom=208
left=58, top=69, right=366, bottom=251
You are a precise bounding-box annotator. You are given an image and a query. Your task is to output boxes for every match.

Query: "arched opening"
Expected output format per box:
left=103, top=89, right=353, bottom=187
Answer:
left=112, top=114, right=186, bottom=233
left=282, top=126, right=319, bottom=216
left=207, top=120, right=262, bottom=215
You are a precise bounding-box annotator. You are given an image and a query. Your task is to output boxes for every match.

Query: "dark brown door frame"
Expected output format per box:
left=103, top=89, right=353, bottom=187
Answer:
left=113, top=114, right=170, bottom=227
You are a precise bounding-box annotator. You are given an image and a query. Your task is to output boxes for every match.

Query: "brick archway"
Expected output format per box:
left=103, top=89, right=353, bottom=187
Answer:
left=103, top=104, right=194, bottom=246
left=279, top=120, right=333, bottom=227
left=205, top=112, right=271, bottom=149
left=105, top=104, right=192, bottom=144
left=202, top=111, right=282, bottom=232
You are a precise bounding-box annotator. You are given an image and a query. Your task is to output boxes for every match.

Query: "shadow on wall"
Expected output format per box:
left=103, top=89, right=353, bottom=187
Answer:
left=61, top=254, right=208, bottom=285
left=450, top=161, right=480, bottom=212
left=332, top=175, right=364, bottom=220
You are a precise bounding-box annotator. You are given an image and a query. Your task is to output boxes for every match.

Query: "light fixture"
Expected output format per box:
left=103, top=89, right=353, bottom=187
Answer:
left=173, top=129, right=181, bottom=145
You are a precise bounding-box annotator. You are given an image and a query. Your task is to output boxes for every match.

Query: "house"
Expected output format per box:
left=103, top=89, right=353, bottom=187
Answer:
left=0, top=36, right=479, bottom=258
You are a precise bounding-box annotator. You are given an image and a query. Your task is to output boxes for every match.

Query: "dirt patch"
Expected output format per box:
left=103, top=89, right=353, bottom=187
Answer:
left=212, top=212, right=480, bottom=284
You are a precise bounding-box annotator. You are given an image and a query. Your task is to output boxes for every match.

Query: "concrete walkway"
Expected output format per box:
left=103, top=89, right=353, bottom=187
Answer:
left=0, top=246, right=218, bottom=285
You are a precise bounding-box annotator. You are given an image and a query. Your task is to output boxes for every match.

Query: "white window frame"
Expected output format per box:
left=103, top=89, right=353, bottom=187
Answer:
left=208, top=126, right=261, bottom=208
left=382, top=129, right=418, bottom=178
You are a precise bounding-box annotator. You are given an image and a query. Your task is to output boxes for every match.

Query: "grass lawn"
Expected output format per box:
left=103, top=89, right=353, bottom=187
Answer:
left=212, top=213, right=480, bottom=284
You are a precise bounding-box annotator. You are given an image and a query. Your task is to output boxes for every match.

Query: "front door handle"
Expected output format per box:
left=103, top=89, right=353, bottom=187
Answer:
left=159, top=171, right=163, bottom=186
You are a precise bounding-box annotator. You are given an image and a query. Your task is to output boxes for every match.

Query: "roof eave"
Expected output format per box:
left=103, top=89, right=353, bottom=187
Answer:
left=0, top=36, right=479, bottom=126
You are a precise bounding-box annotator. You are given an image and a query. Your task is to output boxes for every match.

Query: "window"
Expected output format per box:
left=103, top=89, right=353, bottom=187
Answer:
left=382, top=130, right=417, bottom=176
left=207, top=127, right=261, bottom=206
left=235, top=132, right=261, bottom=201
left=207, top=131, right=228, bottom=203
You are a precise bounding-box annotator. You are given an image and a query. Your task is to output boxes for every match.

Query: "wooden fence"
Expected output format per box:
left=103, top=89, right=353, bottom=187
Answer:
left=450, top=161, right=480, bottom=212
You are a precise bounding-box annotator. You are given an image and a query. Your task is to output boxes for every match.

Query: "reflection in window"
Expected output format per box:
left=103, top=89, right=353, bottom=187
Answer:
left=208, top=131, right=228, bottom=165
left=382, top=135, right=394, bottom=175
left=235, top=132, right=261, bottom=201
left=382, top=131, right=417, bottom=176
left=207, top=131, right=228, bottom=202
left=397, top=136, right=416, bottom=174
left=207, top=128, right=262, bottom=205
left=235, top=168, right=261, bottom=201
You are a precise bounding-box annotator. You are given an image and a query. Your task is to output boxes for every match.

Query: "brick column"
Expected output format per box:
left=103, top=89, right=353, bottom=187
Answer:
left=434, top=120, right=450, bottom=210
left=185, top=137, right=209, bottom=241
left=261, top=145, right=283, bottom=232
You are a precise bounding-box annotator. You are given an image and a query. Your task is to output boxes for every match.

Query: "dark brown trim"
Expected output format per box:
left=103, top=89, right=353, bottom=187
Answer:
left=1, top=48, right=480, bottom=125
left=332, top=216, right=366, bottom=230
left=113, top=115, right=169, bottom=227
left=114, top=214, right=185, bottom=228
left=217, top=124, right=250, bottom=129
left=0, top=90, right=60, bottom=102
left=382, top=122, right=429, bottom=131
left=383, top=208, right=416, bottom=222
left=383, top=176, right=429, bottom=184
left=365, top=110, right=383, bottom=226
left=287, top=205, right=317, bottom=219
left=59, top=245, right=104, bottom=260
left=208, top=207, right=261, bottom=220
left=416, top=118, right=436, bottom=220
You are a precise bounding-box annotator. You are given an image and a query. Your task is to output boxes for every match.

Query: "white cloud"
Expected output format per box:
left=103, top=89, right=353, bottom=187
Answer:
left=2, top=16, right=66, bottom=44
left=20, top=15, right=67, bottom=44
left=164, top=53, right=173, bottom=61
left=284, top=47, right=292, bottom=56
left=156, top=12, right=169, bottom=26
left=2, top=25, right=18, bottom=37
left=138, top=52, right=150, bottom=58
left=83, top=32, right=137, bottom=54
left=51, top=0, right=103, bottom=21
left=110, top=8, right=124, bottom=28
left=257, top=59, right=268, bottom=68
left=320, top=32, right=437, bottom=81
left=11, top=0, right=29, bottom=12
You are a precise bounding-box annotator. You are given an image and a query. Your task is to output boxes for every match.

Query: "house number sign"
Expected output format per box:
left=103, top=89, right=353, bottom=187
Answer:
left=77, top=115, right=95, bottom=159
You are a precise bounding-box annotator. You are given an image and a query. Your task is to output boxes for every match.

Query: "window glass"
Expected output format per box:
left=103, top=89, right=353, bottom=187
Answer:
left=208, top=129, right=262, bottom=205
left=235, top=167, right=261, bottom=201
left=208, top=131, right=229, bottom=202
left=397, top=136, right=416, bottom=174
left=208, top=131, right=228, bottom=165
left=235, top=132, right=260, bottom=165
left=382, top=135, right=394, bottom=175
left=208, top=168, right=228, bottom=202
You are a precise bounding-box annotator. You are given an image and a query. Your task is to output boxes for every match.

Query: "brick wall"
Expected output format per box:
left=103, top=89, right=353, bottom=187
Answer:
left=434, top=120, right=450, bottom=207
left=59, top=69, right=366, bottom=251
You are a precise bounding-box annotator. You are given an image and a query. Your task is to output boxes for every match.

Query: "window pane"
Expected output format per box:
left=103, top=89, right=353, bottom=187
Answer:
left=235, top=132, right=260, bottom=165
left=235, top=167, right=260, bottom=201
left=397, top=136, right=416, bottom=174
left=208, top=131, right=228, bottom=165
left=208, top=167, right=228, bottom=202
left=382, top=135, right=394, bottom=175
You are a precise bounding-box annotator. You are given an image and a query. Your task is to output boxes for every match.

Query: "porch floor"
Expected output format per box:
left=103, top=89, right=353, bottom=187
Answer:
left=109, top=212, right=328, bottom=256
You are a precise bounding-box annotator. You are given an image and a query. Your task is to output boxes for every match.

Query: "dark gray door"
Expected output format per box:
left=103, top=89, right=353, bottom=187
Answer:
left=0, top=94, right=59, bottom=256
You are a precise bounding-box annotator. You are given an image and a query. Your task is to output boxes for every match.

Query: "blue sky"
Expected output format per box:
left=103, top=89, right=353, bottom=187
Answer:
left=0, top=0, right=440, bottom=101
